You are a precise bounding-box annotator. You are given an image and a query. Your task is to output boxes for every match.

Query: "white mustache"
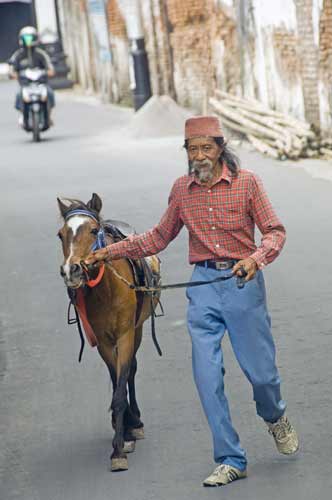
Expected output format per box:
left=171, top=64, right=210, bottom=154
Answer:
left=192, top=160, right=213, bottom=169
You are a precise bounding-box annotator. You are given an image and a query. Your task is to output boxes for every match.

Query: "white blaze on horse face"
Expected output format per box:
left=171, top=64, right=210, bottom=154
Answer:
left=63, top=216, right=90, bottom=279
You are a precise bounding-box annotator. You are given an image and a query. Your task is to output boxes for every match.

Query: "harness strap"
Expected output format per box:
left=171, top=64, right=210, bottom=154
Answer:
left=67, top=299, right=85, bottom=363
left=65, top=209, right=98, bottom=222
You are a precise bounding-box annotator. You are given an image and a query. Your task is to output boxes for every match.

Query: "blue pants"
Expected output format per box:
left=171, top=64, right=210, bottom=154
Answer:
left=186, top=264, right=286, bottom=471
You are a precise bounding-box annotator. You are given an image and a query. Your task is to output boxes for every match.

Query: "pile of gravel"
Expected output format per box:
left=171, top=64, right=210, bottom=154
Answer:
left=126, top=95, right=193, bottom=139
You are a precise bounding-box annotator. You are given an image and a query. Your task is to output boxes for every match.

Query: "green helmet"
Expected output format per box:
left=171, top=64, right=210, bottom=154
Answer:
left=19, top=26, right=39, bottom=48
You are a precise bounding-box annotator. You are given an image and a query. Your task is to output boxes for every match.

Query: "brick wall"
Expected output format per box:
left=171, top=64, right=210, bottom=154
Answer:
left=294, top=0, right=321, bottom=127
left=273, top=29, right=301, bottom=84
left=107, top=0, right=127, bottom=38
left=164, top=0, right=240, bottom=110
left=319, top=0, right=332, bottom=83
left=103, top=0, right=332, bottom=129
left=166, top=0, right=213, bottom=109
left=106, top=0, right=131, bottom=103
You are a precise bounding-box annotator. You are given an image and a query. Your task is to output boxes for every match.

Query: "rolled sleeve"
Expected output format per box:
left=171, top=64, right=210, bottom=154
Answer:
left=249, top=174, right=286, bottom=268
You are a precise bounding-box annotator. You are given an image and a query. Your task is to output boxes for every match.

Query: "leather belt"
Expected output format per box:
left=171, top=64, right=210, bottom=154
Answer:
left=196, top=259, right=237, bottom=270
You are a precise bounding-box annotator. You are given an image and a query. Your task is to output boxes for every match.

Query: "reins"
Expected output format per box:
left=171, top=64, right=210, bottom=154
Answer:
left=104, top=261, right=246, bottom=292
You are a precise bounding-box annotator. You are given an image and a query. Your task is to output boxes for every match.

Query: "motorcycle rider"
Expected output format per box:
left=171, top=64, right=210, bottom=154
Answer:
left=8, top=26, right=55, bottom=126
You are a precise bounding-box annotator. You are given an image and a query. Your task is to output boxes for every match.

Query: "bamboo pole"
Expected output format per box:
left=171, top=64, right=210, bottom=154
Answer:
left=214, top=89, right=313, bottom=133
left=209, top=98, right=285, bottom=143
left=247, top=135, right=280, bottom=159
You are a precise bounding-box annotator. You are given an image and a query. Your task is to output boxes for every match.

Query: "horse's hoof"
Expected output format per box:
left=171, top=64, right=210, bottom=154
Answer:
left=131, top=427, right=144, bottom=440
left=111, top=457, right=128, bottom=471
left=123, top=441, right=136, bottom=453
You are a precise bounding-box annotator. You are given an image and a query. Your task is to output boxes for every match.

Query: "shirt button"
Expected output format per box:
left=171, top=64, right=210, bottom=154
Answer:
left=212, top=226, right=216, bottom=230
left=208, top=189, right=211, bottom=193
left=215, top=244, right=220, bottom=248
left=209, top=207, right=213, bottom=212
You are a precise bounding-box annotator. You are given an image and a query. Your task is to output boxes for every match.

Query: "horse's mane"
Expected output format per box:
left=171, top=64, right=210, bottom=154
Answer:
left=61, top=198, right=102, bottom=222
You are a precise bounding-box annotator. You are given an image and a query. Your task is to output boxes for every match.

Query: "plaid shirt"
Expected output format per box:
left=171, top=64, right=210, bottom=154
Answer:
left=107, top=165, right=286, bottom=269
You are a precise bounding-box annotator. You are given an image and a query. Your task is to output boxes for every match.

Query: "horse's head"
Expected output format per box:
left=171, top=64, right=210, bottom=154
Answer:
left=57, top=193, right=102, bottom=288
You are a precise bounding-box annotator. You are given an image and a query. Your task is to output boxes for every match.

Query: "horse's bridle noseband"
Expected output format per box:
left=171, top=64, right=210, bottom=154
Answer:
left=64, top=209, right=107, bottom=287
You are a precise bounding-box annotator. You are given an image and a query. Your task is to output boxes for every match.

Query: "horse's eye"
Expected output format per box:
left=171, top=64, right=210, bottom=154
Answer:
left=91, top=228, right=99, bottom=235
left=57, top=231, right=63, bottom=240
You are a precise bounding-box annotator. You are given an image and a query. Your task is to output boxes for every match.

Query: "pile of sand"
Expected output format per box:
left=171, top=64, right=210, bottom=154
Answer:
left=126, top=95, right=193, bottom=139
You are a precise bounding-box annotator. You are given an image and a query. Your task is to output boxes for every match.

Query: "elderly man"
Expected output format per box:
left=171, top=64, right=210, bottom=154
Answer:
left=86, top=116, right=299, bottom=486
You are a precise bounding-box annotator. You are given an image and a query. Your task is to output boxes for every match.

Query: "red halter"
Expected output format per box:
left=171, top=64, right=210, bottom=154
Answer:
left=85, top=263, right=105, bottom=288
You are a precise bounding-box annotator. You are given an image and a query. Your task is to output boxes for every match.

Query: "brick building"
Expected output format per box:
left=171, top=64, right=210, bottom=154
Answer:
left=60, top=0, right=332, bottom=132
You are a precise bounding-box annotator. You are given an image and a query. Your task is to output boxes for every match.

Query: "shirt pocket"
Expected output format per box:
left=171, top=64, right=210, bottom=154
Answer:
left=220, top=202, right=246, bottom=230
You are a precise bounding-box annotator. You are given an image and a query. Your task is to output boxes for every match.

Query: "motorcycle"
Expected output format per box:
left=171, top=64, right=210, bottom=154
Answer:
left=18, top=68, right=51, bottom=142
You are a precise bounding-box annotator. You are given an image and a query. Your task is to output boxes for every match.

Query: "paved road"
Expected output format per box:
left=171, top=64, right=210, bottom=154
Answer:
left=1, top=81, right=332, bottom=500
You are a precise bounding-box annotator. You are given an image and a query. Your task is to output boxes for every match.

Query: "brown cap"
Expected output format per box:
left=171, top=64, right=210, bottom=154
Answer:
left=185, top=116, right=223, bottom=139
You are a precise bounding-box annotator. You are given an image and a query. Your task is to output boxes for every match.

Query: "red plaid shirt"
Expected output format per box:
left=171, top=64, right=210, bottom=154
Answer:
left=107, top=165, right=286, bottom=269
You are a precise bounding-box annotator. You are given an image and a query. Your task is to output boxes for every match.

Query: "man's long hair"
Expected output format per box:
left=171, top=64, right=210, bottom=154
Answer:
left=184, top=137, right=240, bottom=177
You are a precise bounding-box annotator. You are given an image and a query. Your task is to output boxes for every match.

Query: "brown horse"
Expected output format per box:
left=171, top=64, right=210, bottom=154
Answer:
left=57, top=193, right=160, bottom=471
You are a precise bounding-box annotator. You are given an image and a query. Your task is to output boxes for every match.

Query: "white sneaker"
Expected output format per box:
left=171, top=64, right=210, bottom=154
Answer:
left=18, top=115, right=24, bottom=128
left=203, top=464, right=247, bottom=487
left=267, top=415, right=299, bottom=455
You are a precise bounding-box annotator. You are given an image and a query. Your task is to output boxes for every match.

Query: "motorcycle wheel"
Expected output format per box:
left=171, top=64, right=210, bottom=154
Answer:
left=32, top=111, right=40, bottom=142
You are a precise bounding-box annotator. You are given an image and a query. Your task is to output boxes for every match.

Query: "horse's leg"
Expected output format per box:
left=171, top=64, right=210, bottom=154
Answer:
left=97, top=343, right=117, bottom=428
left=124, top=325, right=144, bottom=438
left=125, top=355, right=145, bottom=440
left=98, top=342, right=135, bottom=455
left=111, top=330, right=134, bottom=471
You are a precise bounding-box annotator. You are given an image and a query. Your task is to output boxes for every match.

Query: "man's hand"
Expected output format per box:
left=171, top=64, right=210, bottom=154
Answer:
left=85, top=248, right=109, bottom=266
left=233, top=258, right=258, bottom=282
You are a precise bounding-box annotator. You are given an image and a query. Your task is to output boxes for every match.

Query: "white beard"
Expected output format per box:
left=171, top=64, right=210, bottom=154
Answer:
left=192, top=159, right=214, bottom=183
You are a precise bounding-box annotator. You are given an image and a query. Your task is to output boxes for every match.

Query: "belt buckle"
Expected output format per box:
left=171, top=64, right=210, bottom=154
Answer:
left=215, top=261, right=231, bottom=270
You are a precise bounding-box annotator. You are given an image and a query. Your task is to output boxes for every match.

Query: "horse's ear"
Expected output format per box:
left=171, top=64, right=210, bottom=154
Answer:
left=87, top=193, right=102, bottom=214
left=57, top=197, right=69, bottom=217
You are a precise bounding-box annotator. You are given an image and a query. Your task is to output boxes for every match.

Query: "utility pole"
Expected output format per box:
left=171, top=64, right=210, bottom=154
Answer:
left=119, top=0, right=152, bottom=110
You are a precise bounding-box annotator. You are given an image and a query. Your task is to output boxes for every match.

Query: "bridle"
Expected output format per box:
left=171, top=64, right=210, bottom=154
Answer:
left=64, top=209, right=106, bottom=288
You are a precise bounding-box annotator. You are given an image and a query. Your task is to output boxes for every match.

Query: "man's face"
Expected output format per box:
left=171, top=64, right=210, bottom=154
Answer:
left=187, top=137, right=222, bottom=183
